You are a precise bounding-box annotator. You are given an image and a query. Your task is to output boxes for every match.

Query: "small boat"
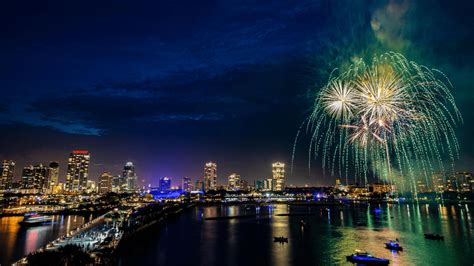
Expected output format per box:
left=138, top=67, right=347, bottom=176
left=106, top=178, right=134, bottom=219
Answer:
left=346, top=250, right=389, bottom=265
left=19, top=213, right=53, bottom=226
left=424, top=233, right=444, bottom=241
left=356, top=222, right=367, bottom=226
left=385, top=240, right=403, bottom=251
left=273, top=236, right=288, bottom=243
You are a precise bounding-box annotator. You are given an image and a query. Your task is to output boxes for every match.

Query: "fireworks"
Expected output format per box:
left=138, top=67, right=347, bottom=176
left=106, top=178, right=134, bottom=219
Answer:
left=305, top=52, right=462, bottom=190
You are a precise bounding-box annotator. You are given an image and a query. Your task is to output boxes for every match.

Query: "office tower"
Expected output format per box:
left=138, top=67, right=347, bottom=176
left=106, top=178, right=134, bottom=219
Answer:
left=66, top=150, right=90, bottom=192
left=228, top=173, right=240, bottom=191
left=112, top=175, right=126, bottom=193
left=86, top=180, right=97, bottom=193
left=123, top=162, right=137, bottom=192
left=21, top=164, right=47, bottom=191
left=99, top=172, right=113, bottom=194
left=204, top=162, right=217, bottom=192
left=47, top=161, right=60, bottom=192
left=33, top=164, right=48, bottom=190
left=0, top=160, right=15, bottom=190
left=254, top=180, right=264, bottom=191
left=272, top=162, right=285, bottom=191
left=160, top=177, right=171, bottom=191
left=238, top=179, right=249, bottom=191
left=182, top=177, right=192, bottom=192
left=21, top=166, right=34, bottom=189
left=263, top=178, right=273, bottom=191
left=195, top=180, right=204, bottom=192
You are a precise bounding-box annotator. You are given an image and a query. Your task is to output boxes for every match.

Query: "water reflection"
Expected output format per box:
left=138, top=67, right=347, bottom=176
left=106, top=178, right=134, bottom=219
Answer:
left=113, top=203, right=474, bottom=266
left=0, top=214, right=94, bottom=265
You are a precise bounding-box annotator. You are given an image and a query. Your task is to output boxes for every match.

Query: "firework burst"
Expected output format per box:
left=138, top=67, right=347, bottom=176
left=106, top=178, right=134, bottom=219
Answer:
left=303, top=52, right=462, bottom=190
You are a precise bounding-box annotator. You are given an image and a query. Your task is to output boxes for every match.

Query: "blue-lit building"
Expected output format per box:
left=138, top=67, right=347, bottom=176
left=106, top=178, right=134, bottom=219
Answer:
left=159, top=177, right=171, bottom=192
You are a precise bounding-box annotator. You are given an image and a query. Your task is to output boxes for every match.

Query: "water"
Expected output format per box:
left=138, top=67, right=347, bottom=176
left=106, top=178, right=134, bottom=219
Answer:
left=117, top=203, right=474, bottom=266
left=0, top=214, right=95, bottom=265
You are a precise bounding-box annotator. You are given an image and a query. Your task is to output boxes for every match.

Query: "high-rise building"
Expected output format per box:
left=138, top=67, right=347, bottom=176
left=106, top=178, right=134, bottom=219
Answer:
left=112, top=175, right=126, bottom=193
left=160, top=177, right=171, bottom=191
left=272, top=162, right=285, bottom=191
left=263, top=178, right=273, bottom=191
left=33, top=164, right=48, bottom=190
left=99, top=172, right=113, bottom=194
left=0, top=160, right=15, bottom=190
left=66, top=150, right=90, bottom=192
left=123, top=162, right=137, bottom=192
left=254, top=180, right=264, bottom=191
left=228, top=173, right=240, bottom=191
left=21, top=164, right=48, bottom=192
left=204, top=162, right=217, bottom=192
left=182, top=177, right=192, bottom=192
left=195, top=180, right=204, bottom=192
left=238, top=179, right=249, bottom=191
left=47, top=161, right=60, bottom=192
left=21, top=165, right=35, bottom=189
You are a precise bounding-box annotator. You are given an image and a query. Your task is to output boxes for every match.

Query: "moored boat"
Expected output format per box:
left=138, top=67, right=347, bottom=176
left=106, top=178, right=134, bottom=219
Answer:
left=346, top=251, right=389, bottom=265
left=273, top=236, right=288, bottom=243
left=424, top=233, right=444, bottom=241
left=385, top=240, right=403, bottom=251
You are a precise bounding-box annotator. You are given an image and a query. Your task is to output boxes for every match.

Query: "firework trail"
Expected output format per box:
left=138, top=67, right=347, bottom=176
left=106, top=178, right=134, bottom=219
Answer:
left=304, top=52, right=462, bottom=189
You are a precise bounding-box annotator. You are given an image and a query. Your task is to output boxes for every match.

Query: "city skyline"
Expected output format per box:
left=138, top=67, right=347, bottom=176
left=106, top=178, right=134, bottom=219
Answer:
left=1, top=1, right=474, bottom=188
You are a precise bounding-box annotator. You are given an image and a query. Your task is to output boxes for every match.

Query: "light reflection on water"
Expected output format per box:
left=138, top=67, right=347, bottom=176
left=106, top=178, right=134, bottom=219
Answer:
left=0, top=214, right=94, bottom=265
left=116, top=203, right=474, bottom=266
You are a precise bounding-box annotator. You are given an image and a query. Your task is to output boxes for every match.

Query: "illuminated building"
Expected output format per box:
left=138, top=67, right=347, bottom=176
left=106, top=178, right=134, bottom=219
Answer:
left=195, top=179, right=204, bottom=192
left=66, top=150, right=90, bottom=192
left=272, top=162, right=285, bottom=191
left=182, top=177, right=192, bottom=192
left=0, top=160, right=15, bottom=190
left=369, top=183, right=393, bottom=193
left=21, top=165, right=34, bottom=189
left=86, top=180, right=97, bottom=193
left=99, top=172, right=113, bottom=193
left=228, top=173, right=240, bottom=191
left=254, top=180, right=264, bottom=191
left=432, top=172, right=446, bottom=192
left=47, top=161, right=59, bottom=193
left=160, top=177, right=171, bottom=191
left=21, top=164, right=48, bottom=193
left=238, top=179, right=249, bottom=191
left=123, top=162, right=137, bottom=192
left=204, top=162, right=217, bottom=192
left=263, top=178, right=273, bottom=191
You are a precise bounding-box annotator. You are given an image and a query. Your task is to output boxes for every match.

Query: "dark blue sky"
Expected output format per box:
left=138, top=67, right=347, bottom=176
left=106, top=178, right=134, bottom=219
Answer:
left=1, top=0, right=473, bottom=186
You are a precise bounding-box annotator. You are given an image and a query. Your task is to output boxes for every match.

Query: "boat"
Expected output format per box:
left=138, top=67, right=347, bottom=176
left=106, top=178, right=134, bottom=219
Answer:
left=273, top=236, right=288, bottom=243
left=19, top=213, right=53, bottom=226
left=346, top=250, right=389, bottom=265
left=356, top=222, right=367, bottom=226
left=424, top=233, right=444, bottom=240
left=385, top=240, right=403, bottom=251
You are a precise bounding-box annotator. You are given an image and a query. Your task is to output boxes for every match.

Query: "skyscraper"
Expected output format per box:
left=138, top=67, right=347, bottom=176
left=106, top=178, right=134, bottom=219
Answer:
left=123, top=162, right=137, bottom=192
left=0, top=160, right=15, bottom=190
left=182, top=177, right=192, bottom=192
left=204, top=162, right=217, bottom=192
left=47, top=161, right=60, bottom=192
left=228, top=173, right=240, bottom=191
left=99, top=172, right=113, bottom=194
left=66, top=150, right=90, bottom=192
left=21, top=164, right=48, bottom=192
left=159, top=177, right=171, bottom=191
left=272, top=162, right=285, bottom=191
left=21, top=165, right=35, bottom=189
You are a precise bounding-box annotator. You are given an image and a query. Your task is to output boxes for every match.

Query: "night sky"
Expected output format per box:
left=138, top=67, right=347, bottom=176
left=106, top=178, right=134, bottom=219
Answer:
left=1, top=0, right=473, bottom=187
